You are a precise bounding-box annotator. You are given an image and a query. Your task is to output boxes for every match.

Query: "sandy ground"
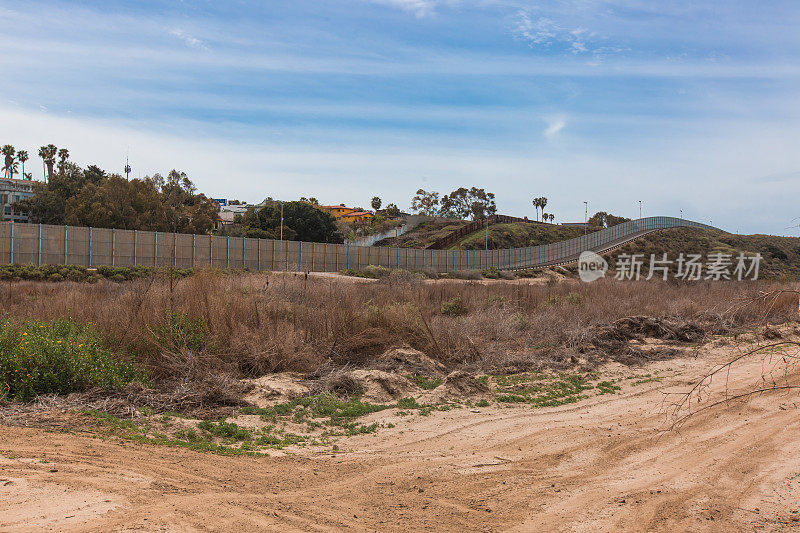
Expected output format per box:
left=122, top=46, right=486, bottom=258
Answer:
left=2, top=345, right=800, bottom=532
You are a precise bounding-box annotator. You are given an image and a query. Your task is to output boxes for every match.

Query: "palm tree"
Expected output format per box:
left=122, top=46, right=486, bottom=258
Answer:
left=38, top=146, right=48, bottom=180
left=549, top=213, right=554, bottom=223
left=57, top=148, right=69, bottom=173
left=532, top=197, right=540, bottom=221
left=540, top=197, right=548, bottom=219
left=371, top=196, right=382, bottom=212
left=39, top=144, right=57, bottom=181
left=17, top=150, right=28, bottom=180
left=1, top=145, right=15, bottom=179
left=7, top=159, right=18, bottom=179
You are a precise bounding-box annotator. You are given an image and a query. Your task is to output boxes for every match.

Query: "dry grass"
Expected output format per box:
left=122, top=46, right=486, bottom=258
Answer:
left=0, top=270, right=797, bottom=386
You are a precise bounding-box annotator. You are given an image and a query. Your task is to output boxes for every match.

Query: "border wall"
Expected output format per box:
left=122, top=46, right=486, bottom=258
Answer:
left=0, top=217, right=716, bottom=273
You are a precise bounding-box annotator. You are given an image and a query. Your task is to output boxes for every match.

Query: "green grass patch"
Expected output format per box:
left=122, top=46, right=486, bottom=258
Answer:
left=493, top=372, right=602, bottom=407
left=405, top=374, right=442, bottom=390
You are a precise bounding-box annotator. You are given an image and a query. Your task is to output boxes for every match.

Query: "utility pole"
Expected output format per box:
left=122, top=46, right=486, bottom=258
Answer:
left=280, top=201, right=284, bottom=241
left=583, top=201, right=588, bottom=236
left=639, top=200, right=642, bottom=219
left=680, top=209, right=683, bottom=220
left=124, top=147, right=131, bottom=181
left=485, top=215, right=489, bottom=250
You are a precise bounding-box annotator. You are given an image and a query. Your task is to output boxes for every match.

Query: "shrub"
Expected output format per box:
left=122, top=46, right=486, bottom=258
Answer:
left=0, top=318, right=144, bottom=401
left=441, top=295, right=468, bottom=316
left=151, top=311, right=209, bottom=352
left=450, top=270, right=482, bottom=280
left=481, top=266, right=501, bottom=279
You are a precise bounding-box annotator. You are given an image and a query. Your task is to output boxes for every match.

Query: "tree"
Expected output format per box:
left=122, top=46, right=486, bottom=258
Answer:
left=249, top=201, right=342, bottom=243
left=65, top=175, right=164, bottom=230
left=440, top=187, right=496, bottom=220
left=38, top=144, right=57, bottom=182
left=588, top=211, right=629, bottom=228
left=17, top=150, right=28, bottom=180
left=549, top=213, right=554, bottom=223
left=542, top=212, right=547, bottom=222
left=384, top=203, right=400, bottom=217
left=532, top=198, right=540, bottom=221
left=2, top=145, right=15, bottom=179
left=539, top=197, right=548, bottom=219
left=410, top=189, right=440, bottom=217
left=371, top=196, right=382, bottom=211
left=57, top=148, right=70, bottom=174
left=157, top=169, right=217, bottom=234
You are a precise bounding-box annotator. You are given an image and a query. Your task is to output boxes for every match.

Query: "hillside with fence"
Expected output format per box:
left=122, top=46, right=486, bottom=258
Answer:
left=0, top=217, right=717, bottom=273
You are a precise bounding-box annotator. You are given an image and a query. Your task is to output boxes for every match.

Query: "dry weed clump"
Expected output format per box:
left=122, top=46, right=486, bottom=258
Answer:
left=0, top=270, right=797, bottom=394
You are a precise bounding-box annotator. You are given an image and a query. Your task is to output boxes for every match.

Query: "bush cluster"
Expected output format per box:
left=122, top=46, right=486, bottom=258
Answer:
left=0, top=264, right=194, bottom=283
left=0, top=317, right=145, bottom=401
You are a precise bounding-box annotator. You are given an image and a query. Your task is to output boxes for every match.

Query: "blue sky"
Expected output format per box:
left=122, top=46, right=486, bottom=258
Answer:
left=1, top=1, right=799, bottom=234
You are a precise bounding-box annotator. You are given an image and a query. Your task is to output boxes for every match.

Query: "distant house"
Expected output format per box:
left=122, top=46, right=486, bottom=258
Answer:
left=340, top=210, right=374, bottom=223
left=0, top=178, right=35, bottom=223
left=319, top=205, right=374, bottom=222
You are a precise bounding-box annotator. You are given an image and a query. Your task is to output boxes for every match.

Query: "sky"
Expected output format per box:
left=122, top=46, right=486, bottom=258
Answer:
left=1, top=0, right=799, bottom=235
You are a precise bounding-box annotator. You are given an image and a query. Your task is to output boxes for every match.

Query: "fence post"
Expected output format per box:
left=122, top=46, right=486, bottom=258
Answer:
left=210, top=235, right=213, bottom=267
left=192, top=234, right=196, bottom=268
left=257, top=238, right=261, bottom=271
left=300, top=241, right=303, bottom=271
left=89, top=227, right=93, bottom=267
left=285, top=240, right=289, bottom=271
left=242, top=236, right=246, bottom=269
left=271, top=239, right=275, bottom=270
left=335, top=243, right=339, bottom=272
left=226, top=237, right=229, bottom=269
left=133, top=229, right=137, bottom=266
left=346, top=243, right=350, bottom=269
left=173, top=232, right=177, bottom=267
left=64, top=225, right=68, bottom=265
left=111, top=229, right=115, bottom=267
left=311, top=242, right=315, bottom=271
left=324, top=243, right=327, bottom=272
left=154, top=231, right=157, bottom=267
left=37, top=223, right=42, bottom=266
left=9, top=221, right=13, bottom=264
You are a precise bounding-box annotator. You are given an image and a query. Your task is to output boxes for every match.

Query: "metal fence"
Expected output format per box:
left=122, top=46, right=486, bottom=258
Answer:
left=0, top=217, right=716, bottom=273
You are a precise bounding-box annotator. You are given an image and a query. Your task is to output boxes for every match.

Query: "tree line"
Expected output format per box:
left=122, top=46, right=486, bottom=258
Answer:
left=6, top=144, right=219, bottom=234
left=410, top=187, right=497, bottom=220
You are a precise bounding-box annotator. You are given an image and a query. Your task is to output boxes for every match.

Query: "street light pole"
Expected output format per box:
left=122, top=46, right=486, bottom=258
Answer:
left=583, top=201, right=588, bottom=236
left=639, top=200, right=642, bottom=219
left=680, top=209, right=683, bottom=220
left=280, top=201, right=284, bottom=241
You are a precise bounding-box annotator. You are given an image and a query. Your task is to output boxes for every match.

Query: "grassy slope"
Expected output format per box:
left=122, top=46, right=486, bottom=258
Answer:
left=606, top=228, right=800, bottom=279
left=452, top=222, right=594, bottom=250
left=376, top=219, right=470, bottom=248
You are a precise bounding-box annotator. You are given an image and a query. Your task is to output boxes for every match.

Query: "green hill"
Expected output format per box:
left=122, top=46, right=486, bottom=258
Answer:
left=451, top=222, right=592, bottom=250
left=603, top=228, right=800, bottom=280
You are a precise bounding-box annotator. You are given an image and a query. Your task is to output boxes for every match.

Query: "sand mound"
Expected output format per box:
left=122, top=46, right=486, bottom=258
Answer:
left=346, top=370, right=420, bottom=403
left=377, top=347, right=447, bottom=376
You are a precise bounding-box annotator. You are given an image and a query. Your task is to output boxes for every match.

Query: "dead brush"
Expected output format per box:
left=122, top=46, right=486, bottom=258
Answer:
left=0, top=271, right=797, bottom=399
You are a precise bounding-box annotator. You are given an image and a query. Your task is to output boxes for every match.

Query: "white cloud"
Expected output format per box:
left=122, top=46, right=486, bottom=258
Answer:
left=543, top=117, right=565, bottom=138
left=367, top=0, right=439, bottom=18
left=169, top=28, right=208, bottom=50
left=513, top=10, right=624, bottom=60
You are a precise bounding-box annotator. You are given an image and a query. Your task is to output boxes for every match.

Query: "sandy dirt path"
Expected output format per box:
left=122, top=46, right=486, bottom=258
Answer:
left=2, top=348, right=800, bottom=532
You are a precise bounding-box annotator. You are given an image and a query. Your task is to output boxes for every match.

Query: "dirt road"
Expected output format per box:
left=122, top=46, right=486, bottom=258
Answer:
left=2, top=348, right=800, bottom=532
